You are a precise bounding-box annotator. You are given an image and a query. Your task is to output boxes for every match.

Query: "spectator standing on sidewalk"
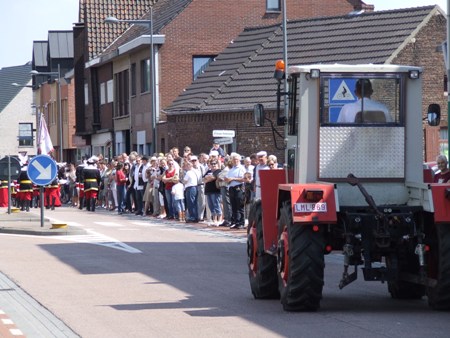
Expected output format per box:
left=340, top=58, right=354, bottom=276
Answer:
left=243, top=156, right=254, bottom=205
left=172, top=180, right=185, bottom=221
left=139, top=156, right=151, bottom=215
left=133, top=156, right=145, bottom=216
left=108, top=161, right=117, bottom=210
left=183, top=160, right=199, bottom=223
left=204, top=160, right=222, bottom=226
left=217, top=159, right=232, bottom=227
left=209, top=150, right=221, bottom=168
left=191, top=155, right=206, bottom=222
left=225, top=153, right=246, bottom=229
left=143, top=162, right=153, bottom=216
left=198, top=153, right=210, bottom=222
left=97, top=161, right=107, bottom=208
left=155, top=157, right=167, bottom=218
left=172, top=147, right=183, bottom=167
left=210, top=142, right=225, bottom=159
left=162, top=160, right=179, bottom=219
left=166, top=153, right=180, bottom=176
left=115, top=162, right=127, bottom=214
left=254, top=151, right=269, bottom=200
left=126, top=153, right=137, bottom=213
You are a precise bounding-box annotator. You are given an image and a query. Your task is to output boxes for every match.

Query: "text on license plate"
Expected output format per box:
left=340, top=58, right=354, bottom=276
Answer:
left=294, top=203, right=327, bottom=213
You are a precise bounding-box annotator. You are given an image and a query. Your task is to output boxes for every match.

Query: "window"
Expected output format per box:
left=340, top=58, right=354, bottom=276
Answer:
left=131, top=63, right=136, bottom=96
left=141, top=59, right=150, bottom=93
left=320, top=76, right=402, bottom=125
left=84, top=83, right=89, bottom=105
left=107, top=80, right=114, bottom=103
left=18, top=123, right=33, bottom=146
left=267, top=0, right=281, bottom=11
left=50, top=102, right=56, bottom=125
left=114, top=70, right=129, bottom=117
left=100, top=82, right=106, bottom=105
left=193, top=56, right=215, bottom=80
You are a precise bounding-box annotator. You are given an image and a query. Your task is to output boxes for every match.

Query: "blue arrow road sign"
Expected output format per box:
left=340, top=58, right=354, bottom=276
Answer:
left=27, top=155, right=58, bottom=186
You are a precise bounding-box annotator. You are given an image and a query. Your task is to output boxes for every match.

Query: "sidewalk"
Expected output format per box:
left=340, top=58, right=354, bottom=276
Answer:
left=0, top=208, right=81, bottom=337
left=0, top=272, right=80, bottom=338
left=0, top=207, right=86, bottom=236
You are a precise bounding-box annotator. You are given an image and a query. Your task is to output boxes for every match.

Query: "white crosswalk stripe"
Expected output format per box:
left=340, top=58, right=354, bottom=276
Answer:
left=56, top=229, right=142, bottom=253
left=93, top=221, right=123, bottom=227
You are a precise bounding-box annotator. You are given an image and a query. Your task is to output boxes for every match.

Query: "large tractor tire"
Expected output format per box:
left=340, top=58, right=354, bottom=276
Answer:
left=277, top=202, right=325, bottom=311
left=427, top=223, right=450, bottom=310
left=247, top=200, right=279, bottom=299
left=387, top=250, right=426, bottom=299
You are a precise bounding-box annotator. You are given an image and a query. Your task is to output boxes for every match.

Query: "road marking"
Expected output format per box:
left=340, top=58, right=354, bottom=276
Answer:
left=56, top=229, right=142, bottom=253
left=0, top=230, right=142, bottom=254
left=0, top=312, right=24, bottom=337
left=10, top=329, right=24, bottom=336
left=93, top=221, right=122, bottom=227
left=66, top=222, right=85, bottom=227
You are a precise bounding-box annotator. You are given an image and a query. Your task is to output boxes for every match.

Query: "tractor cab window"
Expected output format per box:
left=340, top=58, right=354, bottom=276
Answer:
left=320, top=76, right=403, bottom=125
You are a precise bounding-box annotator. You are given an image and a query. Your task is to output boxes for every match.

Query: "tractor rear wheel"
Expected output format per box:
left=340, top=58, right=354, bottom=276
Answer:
left=427, top=223, right=450, bottom=310
left=277, top=203, right=324, bottom=311
left=247, top=200, right=279, bottom=299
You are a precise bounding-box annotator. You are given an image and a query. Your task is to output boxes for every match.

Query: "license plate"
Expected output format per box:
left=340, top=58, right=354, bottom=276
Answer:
left=294, top=202, right=327, bottom=213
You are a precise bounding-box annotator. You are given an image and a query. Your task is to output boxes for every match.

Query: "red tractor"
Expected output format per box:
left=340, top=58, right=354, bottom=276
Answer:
left=247, top=63, right=450, bottom=311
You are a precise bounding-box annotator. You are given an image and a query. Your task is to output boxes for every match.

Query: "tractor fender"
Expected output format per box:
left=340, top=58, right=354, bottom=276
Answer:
left=429, top=184, right=450, bottom=223
left=278, top=183, right=338, bottom=224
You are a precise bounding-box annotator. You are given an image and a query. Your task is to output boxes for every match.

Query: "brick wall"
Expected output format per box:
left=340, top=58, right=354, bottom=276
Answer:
left=392, top=10, right=447, bottom=162
left=166, top=110, right=284, bottom=161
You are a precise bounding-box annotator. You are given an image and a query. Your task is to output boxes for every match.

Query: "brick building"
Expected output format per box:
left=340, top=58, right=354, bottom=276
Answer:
left=75, top=0, right=372, bottom=158
left=166, top=5, right=447, bottom=162
left=31, top=31, right=75, bottom=163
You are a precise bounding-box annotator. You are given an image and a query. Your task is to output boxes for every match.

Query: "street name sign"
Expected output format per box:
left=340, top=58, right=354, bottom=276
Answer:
left=212, top=130, right=235, bottom=138
left=214, top=137, right=234, bottom=145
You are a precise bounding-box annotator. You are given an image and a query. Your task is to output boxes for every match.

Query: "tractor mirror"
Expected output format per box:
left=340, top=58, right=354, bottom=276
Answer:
left=427, top=104, right=441, bottom=126
left=253, top=104, right=265, bottom=127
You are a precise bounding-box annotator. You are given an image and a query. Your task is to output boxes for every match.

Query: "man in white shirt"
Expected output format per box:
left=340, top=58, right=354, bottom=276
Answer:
left=225, top=153, right=246, bottom=229
left=337, top=79, right=392, bottom=123
left=254, top=151, right=269, bottom=200
left=191, top=155, right=207, bottom=222
left=183, top=161, right=199, bottom=222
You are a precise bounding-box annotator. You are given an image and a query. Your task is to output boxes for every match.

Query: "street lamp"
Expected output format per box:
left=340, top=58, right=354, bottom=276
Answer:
left=30, top=65, right=63, bottom=161
left=105, top=7, right=157, bottom=154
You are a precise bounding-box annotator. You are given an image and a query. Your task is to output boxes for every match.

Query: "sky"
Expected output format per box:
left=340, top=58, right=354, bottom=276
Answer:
left=0, top=0, right=447, bottom=70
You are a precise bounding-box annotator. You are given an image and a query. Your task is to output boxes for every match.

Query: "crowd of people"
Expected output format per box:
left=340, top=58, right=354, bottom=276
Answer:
left=2, top=151, right=450, bottom=217
left=60, top=143, right=282, bottom=229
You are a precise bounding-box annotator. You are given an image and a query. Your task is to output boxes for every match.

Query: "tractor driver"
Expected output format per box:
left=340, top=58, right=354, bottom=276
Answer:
left=337, top=79, right=393, bottom=123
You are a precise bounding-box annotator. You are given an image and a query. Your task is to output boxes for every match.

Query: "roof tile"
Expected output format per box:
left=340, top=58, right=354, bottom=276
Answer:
left=167, top=6, right=441, bottom=113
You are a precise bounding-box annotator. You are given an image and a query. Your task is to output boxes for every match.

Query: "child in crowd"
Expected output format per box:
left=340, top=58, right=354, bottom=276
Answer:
left=171, top=181, right=185, bottom=221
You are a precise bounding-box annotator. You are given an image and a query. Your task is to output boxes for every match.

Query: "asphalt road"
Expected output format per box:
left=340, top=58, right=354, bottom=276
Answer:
left=0, top=206, right=449, bottom=337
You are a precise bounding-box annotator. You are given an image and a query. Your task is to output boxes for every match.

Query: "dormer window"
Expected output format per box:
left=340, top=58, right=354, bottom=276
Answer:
left=267, top=0, right=281, bottom=12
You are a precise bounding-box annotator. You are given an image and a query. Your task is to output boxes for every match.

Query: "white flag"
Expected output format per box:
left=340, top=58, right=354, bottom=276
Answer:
left=39, top=114, right=54, bottom=155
